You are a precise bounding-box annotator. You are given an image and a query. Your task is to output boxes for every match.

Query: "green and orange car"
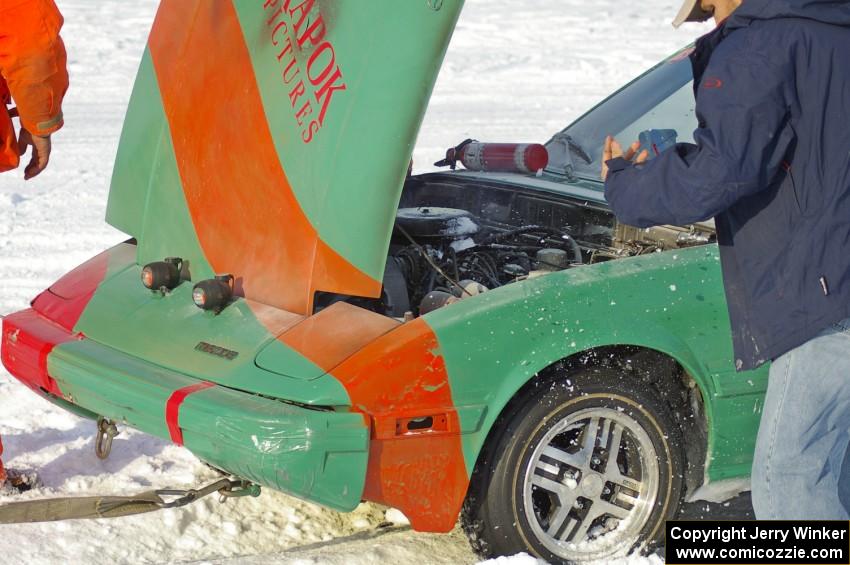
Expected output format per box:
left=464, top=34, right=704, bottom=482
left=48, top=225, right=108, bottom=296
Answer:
left=0, top=1, right=764, bottom=563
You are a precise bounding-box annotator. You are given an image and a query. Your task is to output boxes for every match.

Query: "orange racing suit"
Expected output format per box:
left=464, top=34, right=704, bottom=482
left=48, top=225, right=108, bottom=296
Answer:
left=0, top=0, right=68, bottom=172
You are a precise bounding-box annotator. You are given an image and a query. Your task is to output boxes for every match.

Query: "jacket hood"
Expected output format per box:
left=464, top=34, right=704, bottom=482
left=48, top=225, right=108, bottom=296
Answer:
left=728, top=0, right=850, bottom=29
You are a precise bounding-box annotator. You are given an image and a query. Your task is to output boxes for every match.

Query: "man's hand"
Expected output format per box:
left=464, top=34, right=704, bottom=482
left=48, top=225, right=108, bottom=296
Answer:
left=601, top=135, right=649, bottom=181
left=17, top=128, right=51, bottom=180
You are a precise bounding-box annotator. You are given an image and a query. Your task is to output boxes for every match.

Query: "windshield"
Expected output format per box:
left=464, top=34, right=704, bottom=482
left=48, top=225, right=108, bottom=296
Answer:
left=546, top=51, right=697, bottom=182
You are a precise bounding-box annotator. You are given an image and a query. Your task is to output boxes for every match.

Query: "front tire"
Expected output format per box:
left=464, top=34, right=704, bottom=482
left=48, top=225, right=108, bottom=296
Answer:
left=462, top=365, right=685, bottom=564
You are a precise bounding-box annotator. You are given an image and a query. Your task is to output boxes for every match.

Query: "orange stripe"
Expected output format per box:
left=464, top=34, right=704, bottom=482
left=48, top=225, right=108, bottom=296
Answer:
left=331, top=319, right=468, bottom=532
left=148, top=0, right=380, bottom=315
left=277, top=302, right=400, bottom=372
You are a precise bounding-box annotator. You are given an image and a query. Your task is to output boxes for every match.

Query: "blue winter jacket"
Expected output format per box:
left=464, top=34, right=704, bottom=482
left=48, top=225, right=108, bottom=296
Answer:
left=604, top=0, right=850, bottom=371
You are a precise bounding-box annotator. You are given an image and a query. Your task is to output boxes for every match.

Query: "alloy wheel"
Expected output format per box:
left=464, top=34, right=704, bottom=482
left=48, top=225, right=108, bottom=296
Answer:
left=521, top=407, right=660, bottom=561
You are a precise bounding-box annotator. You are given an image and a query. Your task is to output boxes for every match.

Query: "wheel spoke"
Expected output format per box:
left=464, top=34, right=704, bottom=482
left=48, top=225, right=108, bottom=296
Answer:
left=568, top=509, right=597, bottom=542
left=607, top=475, right=643, bottom=498
left=542, top=445, right=586, bottom=470
left=607, top=422, right=624, bottom=456
left=602, top=424, right=625, bottom=481
left=535, top=458, right=562, bottom=477
left=599, top=417, right=612, bottom=451
left=532, top=472, right=571, bottom=497
left=614, top=487, right=641, bottom=508
left=547, top=505, right=574, bottom=539
left=581, top=416, right=601, bottom=453
left=593, top=498, right=631, bottom=521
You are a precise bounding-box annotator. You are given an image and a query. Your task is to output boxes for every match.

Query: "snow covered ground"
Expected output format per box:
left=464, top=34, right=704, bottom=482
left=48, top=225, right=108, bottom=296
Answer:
left=0, top=1, right=714, bottom=563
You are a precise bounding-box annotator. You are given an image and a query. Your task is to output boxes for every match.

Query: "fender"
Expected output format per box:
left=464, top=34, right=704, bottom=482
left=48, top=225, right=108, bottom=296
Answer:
left=425, top=244, right=767, bottom=501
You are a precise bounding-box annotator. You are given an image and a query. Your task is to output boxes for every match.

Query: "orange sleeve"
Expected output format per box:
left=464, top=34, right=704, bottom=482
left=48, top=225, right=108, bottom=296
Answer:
left=0, top=0, right=69, bottom=136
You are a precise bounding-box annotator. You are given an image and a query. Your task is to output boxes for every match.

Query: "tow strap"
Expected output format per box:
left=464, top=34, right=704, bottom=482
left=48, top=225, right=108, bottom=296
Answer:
left=0, top=316, right=262, bottom=525
left=0, top=477, right=260, bottom=524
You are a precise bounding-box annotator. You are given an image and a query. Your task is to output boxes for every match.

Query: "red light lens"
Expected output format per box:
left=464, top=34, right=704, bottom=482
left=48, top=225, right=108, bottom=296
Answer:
left=141, top=267, right=154, bottom=289
left=141, top=260, right=182, bottom=291
left=192, top=277, right=233, bottom=311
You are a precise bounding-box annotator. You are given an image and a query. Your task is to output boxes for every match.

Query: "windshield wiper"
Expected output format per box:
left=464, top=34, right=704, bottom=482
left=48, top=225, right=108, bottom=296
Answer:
left=560, top=133, right=592, bottom=165
left=546, top=133, right=593, bottom=182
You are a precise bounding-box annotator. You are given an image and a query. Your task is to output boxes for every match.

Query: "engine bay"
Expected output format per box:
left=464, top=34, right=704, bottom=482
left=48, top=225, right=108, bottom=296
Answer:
left=391, top=206, right=583, bottom=315
left=315, top=174, right=716, bottom=318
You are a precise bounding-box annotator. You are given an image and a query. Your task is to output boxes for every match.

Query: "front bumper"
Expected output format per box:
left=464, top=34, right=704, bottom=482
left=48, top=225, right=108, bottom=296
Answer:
left=1, top=309, right=369, bottom=511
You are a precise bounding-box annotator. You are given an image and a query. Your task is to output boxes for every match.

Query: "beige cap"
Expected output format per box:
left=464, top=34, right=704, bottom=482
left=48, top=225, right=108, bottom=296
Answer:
left=672, top=0, right=713, bottom=28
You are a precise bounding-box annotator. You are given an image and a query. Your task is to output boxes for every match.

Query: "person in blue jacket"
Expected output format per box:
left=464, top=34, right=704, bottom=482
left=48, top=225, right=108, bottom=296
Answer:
left=603, top=0, right=850, bottom=519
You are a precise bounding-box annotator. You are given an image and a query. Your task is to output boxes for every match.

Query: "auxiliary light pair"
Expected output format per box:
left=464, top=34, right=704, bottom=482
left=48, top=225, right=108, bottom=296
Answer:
left=141, top=257, right=233, bottom=312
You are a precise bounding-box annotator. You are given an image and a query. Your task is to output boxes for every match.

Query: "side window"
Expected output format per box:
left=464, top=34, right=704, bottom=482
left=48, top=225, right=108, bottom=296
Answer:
left=613, top=81, right=698, bottom=146
left=550, top=55, right=696, bottom=181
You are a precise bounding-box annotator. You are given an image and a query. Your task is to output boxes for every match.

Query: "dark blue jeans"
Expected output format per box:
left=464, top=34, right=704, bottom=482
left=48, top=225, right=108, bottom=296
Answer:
left=751, top=318, right=850, bottom=518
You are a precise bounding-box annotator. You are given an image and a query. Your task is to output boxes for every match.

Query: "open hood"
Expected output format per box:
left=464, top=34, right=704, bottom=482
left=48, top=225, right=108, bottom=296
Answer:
left=107, top=0, right=463, bottom=315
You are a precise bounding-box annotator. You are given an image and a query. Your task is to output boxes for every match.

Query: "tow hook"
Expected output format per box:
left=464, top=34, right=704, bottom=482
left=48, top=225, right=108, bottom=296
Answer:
left=217, top=480, right=261, bottom=502
left=94, top=417, right=119, bottom=460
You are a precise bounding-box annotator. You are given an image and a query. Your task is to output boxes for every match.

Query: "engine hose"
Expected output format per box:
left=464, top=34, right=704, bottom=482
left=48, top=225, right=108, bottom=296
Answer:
left=449, top=247, right=461, bottom=282
left=395, top=223, right=472, bottom=297
left=564, top=235, right=584, bottom=265
left=463, top=225, right=583, bottom=265
left=471, top=224, right=554, bottom=246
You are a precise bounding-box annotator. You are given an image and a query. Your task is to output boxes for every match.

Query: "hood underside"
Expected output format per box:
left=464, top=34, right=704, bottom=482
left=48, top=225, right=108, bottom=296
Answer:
left=106, top=0, right=464, bottom=316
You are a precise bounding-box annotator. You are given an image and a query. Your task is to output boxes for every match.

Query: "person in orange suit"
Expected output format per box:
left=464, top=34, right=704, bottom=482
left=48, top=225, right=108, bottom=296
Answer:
left=0, top=0, right=67, bottom=487
left=0, top=0, right=69, bottom=180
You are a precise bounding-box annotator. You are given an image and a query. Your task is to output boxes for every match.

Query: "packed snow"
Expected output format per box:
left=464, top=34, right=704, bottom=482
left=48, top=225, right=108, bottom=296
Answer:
left=0, top=1, right=715, bottom=563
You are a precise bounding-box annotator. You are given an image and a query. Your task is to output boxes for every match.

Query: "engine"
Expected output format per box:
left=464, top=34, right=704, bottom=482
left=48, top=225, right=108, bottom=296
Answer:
left=387, top=207, right=581, bottom=316
left=311, top=177, right=715, bottom=319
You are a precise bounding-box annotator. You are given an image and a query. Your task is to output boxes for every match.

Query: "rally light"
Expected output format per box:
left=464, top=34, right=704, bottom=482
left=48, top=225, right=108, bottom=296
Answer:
left=141, top=258, right=183, bottom=291
left=193, top=275, right=234, bottom=312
